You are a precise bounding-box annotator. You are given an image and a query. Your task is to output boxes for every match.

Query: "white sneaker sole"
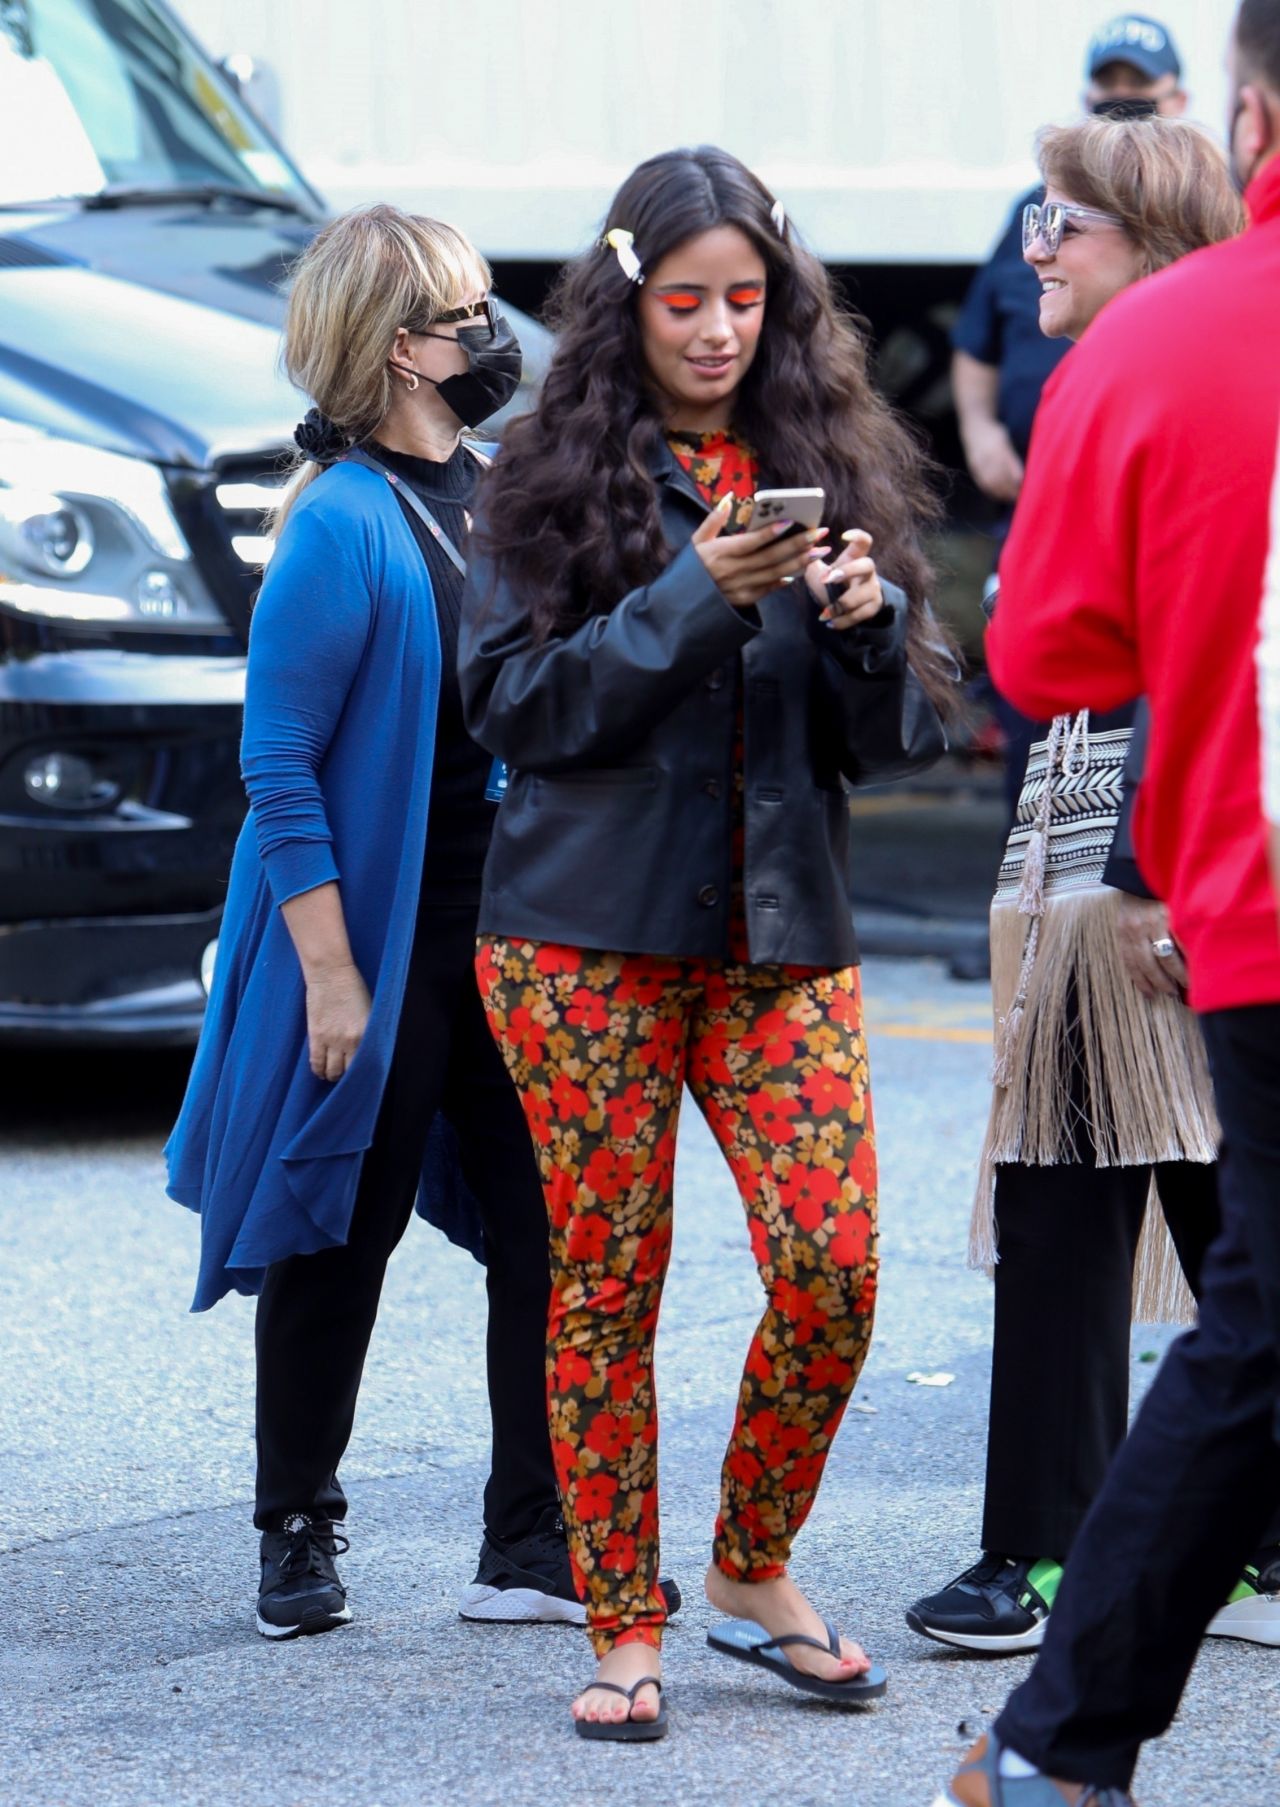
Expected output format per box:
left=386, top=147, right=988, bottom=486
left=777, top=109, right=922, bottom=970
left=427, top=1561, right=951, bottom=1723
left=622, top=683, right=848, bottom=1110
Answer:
left=1205, top=1593, right=1280, bottom=1646
left=457, top=1582, right=586, bottom=1625
left=255, top=1603, right=352, bottom=1640
left=907, top=1615, right=1046, bottom=1654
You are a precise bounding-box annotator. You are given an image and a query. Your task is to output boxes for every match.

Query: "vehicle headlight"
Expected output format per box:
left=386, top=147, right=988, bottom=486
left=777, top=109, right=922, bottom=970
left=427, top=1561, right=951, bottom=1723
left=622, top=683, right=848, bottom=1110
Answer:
left=0, top=422, right=228, bottom=631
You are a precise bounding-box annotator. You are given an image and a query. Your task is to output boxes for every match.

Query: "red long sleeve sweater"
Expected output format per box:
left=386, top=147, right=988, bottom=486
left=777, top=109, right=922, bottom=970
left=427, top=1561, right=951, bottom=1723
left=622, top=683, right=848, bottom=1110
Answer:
left=988, top=155, right=1280, bottom=1013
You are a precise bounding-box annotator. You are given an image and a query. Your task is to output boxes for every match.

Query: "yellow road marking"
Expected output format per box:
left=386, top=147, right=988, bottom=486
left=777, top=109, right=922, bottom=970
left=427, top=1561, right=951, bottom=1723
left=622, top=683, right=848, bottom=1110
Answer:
left=868, top=1022, right=993, bottom=1045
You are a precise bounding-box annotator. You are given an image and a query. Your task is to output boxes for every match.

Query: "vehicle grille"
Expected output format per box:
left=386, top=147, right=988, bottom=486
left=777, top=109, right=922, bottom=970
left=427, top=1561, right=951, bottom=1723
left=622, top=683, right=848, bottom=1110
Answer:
left=168, top=449, right=292, bottom=644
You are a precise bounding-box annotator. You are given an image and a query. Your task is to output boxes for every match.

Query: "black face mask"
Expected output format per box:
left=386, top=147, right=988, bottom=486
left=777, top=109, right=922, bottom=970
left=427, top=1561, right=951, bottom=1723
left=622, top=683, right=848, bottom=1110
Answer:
left=391, top=301, right=523, bottom=428
left=1091, top=96, right=1159, bottom=119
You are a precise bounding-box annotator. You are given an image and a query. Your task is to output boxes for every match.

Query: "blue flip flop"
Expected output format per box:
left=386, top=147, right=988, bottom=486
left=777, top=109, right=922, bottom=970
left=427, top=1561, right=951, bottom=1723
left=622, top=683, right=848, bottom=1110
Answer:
left=706, top=1617, right=888, bottom=1705
left=573, top=1674, right=668, bottom=1742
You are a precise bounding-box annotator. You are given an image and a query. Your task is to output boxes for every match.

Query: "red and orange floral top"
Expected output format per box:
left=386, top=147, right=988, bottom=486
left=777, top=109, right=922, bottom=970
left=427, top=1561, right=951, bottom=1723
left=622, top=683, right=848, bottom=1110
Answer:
left=667, top=427, right=758, bottom=961
left=667, top=426, right=758, bottom=526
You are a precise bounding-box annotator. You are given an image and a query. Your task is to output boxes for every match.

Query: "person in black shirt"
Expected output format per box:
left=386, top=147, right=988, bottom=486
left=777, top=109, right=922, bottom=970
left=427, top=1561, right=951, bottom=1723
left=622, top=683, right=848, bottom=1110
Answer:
left=235, top=206, right=685, bottom=1641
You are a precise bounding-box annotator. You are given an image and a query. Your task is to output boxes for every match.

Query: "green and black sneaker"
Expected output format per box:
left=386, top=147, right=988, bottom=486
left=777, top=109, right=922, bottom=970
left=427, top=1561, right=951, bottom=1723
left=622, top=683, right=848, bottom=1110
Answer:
left=906, top=1553, right=1062, bottom=1653
left=1206, top=1550, right=1280, bottom=1646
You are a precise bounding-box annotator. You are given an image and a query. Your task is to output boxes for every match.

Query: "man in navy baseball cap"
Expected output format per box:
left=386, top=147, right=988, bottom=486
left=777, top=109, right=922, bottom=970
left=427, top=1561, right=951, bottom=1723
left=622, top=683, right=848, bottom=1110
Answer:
left=1086, top=15, right=1186, bottom=111
left=947, top=11, right=1189, bottom=833
left=951, top=12, right=1187, bottom=552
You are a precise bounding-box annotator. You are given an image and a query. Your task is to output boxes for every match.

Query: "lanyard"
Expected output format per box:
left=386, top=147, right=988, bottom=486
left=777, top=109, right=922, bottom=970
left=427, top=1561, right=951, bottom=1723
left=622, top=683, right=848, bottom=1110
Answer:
left=344, top=445, right=508, bottom=804
left=344, top=446, right=468, bottom=576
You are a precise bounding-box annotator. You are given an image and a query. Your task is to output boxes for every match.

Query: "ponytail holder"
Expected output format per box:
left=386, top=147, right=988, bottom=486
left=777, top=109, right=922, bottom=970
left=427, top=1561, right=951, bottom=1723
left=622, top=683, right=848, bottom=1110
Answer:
left=769, top=199, right=787, bottom=238
left=603, top=227, right=644, bottom=285
left=293, top=406, right=350, bottom=467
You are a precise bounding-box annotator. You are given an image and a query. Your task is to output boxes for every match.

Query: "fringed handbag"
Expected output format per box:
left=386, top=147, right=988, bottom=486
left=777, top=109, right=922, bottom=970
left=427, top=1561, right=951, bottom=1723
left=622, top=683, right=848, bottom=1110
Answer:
left=970, top=711, right=1219, bottom=1325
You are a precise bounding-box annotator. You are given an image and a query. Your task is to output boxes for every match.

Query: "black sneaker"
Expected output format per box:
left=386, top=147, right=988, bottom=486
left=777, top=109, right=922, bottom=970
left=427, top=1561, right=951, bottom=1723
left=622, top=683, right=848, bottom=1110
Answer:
left=457, top=1504, right=683, bottom=1625
left=906, top=1552, right=1060, bottom=1653
left=256, top=1513, right=352, bottom=1640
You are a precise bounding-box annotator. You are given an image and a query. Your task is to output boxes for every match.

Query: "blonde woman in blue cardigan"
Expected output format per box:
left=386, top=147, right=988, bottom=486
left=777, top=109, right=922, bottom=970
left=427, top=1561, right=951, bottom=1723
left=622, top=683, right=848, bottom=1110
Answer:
left=167, top=206, right=586, bottom=1640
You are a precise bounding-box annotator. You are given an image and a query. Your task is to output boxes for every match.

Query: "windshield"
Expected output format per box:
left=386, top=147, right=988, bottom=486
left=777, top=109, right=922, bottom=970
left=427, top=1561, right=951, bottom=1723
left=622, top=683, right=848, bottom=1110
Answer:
left=0, top=0, right=314, bottom=207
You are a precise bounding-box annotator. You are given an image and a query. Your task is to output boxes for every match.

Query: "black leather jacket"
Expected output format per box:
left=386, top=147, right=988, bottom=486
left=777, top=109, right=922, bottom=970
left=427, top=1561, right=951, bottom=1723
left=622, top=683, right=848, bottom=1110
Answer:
left=458, top=442, right=912, bottom=966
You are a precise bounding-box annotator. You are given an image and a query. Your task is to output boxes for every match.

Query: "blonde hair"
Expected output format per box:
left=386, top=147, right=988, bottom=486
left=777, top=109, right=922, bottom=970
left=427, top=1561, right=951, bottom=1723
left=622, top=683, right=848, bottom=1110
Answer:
left=1036, top=116, right=1244, bottom=278
left=272, top=204, right=490, bottom=533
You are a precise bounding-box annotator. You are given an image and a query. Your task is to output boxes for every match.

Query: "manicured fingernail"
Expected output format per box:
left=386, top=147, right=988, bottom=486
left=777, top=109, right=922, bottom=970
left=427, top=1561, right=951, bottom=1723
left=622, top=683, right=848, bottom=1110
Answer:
left=717, top=494, right=732, bottom=510
left=773, top=520, right=795, bottom=534
left=806, top=529, right=826, bottom=543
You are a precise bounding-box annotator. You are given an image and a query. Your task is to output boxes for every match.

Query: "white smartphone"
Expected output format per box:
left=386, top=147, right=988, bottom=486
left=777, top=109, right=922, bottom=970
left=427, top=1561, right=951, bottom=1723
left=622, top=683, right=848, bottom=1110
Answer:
left=750, top=487, right=825, bottom=535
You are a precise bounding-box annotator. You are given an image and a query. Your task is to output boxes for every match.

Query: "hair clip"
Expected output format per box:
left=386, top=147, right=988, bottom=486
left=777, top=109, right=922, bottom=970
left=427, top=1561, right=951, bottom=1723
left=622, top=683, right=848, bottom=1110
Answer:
left=603, top=226, right=644, bottom=284
left=769, top=199, right=787, bottom=238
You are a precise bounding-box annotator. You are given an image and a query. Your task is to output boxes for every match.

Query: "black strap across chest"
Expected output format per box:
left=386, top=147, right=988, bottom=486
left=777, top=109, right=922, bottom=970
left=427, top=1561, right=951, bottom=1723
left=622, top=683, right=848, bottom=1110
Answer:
left=344, top=445, right=468, bottom=576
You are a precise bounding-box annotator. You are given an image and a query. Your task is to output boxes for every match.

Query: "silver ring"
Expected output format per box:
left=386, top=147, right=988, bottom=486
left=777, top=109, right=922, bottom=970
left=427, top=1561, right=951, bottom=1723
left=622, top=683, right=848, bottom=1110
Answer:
left=1151, top=936, right=1177, bottom=959
left=781, top=574, right=797, bottom=586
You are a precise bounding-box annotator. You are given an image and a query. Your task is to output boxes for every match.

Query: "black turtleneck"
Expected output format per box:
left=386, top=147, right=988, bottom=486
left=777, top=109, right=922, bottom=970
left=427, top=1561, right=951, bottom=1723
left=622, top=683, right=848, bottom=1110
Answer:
left=370, top=439, right=496, bottom=905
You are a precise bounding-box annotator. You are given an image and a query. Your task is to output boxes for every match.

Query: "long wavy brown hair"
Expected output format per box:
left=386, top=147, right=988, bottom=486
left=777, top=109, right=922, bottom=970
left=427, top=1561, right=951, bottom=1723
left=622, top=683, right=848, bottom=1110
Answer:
left=478, top=145, right=955, bottom=707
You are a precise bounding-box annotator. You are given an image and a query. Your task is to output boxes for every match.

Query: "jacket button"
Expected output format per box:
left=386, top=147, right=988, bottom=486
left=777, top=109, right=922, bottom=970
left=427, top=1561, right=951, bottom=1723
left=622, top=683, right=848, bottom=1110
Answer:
left=697, top=885, right=719, bottom=907
left=705, top=669, right=725, bottom=691
left=703, top=778, right=722, bottom=799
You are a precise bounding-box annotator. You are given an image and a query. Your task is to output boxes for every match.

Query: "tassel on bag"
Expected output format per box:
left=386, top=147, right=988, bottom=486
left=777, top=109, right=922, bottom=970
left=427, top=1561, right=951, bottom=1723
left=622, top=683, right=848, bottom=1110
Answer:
left=1017, top=825, right=1047, bottom=919
left=991, top=918, right=1039, bottom=1085
left=992, top=713, right=1073, bottom=1081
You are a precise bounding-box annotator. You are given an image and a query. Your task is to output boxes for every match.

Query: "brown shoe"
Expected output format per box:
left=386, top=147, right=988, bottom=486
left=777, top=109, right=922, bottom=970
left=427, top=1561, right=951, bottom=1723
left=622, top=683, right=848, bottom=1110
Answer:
left=933, top=1734, right=1137, bottom=1807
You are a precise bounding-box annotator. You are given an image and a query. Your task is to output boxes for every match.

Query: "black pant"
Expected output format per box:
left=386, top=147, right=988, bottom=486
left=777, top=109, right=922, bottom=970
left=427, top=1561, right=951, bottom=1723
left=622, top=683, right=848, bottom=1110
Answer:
left=254, top=903, right=557, bottom=1540
left=997, top=1004, right=1280, bottom=1789
left=983, top=1158, right=1219, bottom=1558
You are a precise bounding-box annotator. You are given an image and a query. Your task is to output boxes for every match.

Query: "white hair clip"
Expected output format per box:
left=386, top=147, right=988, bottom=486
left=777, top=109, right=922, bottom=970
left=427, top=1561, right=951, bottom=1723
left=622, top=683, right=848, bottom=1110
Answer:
left=770, top=199, right=787, bottom=238
left=603, top=227, right=644, bottom=284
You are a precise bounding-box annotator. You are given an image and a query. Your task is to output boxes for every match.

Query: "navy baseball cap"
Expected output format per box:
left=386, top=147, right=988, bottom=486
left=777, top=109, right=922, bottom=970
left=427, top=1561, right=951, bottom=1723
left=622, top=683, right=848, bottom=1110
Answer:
left=1086, top=14, right=1182, bottom=82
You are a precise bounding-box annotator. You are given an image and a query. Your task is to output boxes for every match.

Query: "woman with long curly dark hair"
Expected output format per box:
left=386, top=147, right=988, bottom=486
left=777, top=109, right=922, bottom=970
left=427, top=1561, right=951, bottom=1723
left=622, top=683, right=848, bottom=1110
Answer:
left=459, top=145, right=954, bottom=1739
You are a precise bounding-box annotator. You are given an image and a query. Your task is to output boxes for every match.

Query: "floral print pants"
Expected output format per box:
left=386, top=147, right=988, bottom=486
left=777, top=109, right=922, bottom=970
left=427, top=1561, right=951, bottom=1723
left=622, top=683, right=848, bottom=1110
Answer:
left=476, top=937, right=879, bottom=1655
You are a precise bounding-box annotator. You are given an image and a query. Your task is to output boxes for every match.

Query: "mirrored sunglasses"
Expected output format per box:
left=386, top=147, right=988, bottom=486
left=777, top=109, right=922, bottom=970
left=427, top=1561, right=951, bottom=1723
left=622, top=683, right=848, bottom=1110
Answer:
left=1022, top=201, right=1125, bottom=256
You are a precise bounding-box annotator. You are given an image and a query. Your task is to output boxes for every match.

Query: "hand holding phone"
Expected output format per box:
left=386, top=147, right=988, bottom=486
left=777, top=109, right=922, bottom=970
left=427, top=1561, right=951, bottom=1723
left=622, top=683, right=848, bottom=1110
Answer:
left=692, top=493, right=828, bottom=608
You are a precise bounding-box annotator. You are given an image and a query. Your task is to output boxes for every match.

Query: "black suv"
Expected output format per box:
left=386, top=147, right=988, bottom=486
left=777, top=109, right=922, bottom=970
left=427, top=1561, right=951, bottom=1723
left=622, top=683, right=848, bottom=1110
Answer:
left=0, top=0, right=549, bottom=1042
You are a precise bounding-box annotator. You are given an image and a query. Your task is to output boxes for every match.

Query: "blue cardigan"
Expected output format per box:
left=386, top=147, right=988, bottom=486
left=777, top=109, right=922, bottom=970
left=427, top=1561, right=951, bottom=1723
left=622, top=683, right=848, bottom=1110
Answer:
left=166, top=459, right=482, bottom=1311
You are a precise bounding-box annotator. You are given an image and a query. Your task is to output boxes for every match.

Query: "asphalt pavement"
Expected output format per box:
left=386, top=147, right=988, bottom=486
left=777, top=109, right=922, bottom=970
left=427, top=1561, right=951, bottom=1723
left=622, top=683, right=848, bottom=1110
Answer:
left=850, top=760, right=1007, bottom=966
left=3, top=958, right=1275, bottom=1807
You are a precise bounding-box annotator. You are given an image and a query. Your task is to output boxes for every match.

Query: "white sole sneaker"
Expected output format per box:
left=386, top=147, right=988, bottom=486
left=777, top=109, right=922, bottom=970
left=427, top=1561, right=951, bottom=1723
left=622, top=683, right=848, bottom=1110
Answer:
left=457, top=1582, right=587, bottom=1625
left=255, top=1602, right=352, bottom=1639
left=906, top=1615, right=1046, bottom=1654
left=1205, top=1591, right=1280, bottom=1646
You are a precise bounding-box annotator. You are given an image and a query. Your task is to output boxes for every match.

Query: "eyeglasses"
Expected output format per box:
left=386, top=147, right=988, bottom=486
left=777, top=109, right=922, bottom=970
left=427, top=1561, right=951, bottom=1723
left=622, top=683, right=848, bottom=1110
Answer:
left=404, top=297, right=497, bottom=342
left=1021, top=202, right=1125, bottom=256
